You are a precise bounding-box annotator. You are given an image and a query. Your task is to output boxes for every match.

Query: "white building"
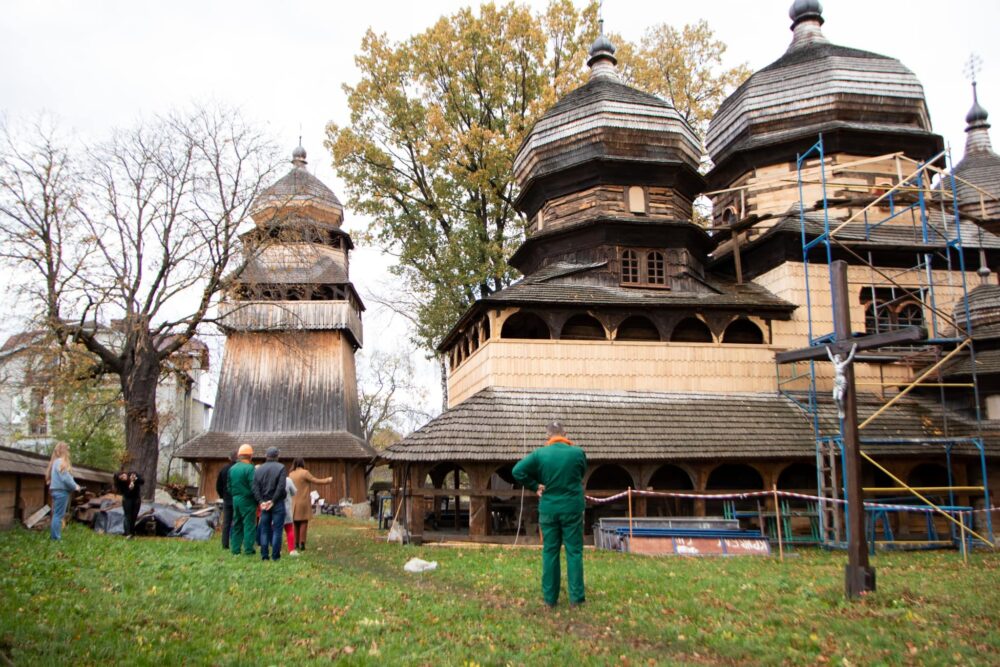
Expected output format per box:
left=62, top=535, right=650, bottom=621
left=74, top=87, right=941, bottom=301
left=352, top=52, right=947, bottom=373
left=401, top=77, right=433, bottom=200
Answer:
left=0, top=326, right=211, bottom=483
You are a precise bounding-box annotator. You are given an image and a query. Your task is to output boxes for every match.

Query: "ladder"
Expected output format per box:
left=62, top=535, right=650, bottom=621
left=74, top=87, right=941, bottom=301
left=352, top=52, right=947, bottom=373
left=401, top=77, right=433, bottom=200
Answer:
left=817, top=437, right=845, bottom=546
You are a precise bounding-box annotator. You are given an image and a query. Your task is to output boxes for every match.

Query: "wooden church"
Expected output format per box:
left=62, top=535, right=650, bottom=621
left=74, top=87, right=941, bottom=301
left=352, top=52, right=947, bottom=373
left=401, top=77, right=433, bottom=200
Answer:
left=382, top=0, right=1000, bottom=543
left=179, top=146, right=374, bottom=504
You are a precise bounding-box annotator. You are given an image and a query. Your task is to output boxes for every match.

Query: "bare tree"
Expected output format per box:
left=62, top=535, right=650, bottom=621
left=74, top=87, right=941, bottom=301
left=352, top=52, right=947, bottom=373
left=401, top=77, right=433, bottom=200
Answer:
left=0, top=109, right=280, bottom=497
left=357, top=348, right=429, bottom=445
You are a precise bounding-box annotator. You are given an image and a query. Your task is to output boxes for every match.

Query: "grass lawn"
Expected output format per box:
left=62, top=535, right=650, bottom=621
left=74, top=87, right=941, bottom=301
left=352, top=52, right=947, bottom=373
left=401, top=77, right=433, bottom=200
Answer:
left=1, top=518, right=998, bottom=666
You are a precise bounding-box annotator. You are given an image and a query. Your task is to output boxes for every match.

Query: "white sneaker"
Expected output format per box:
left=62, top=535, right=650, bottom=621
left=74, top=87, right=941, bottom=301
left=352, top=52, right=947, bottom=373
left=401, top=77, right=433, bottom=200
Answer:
left=289, top=550, right=300, bottom=556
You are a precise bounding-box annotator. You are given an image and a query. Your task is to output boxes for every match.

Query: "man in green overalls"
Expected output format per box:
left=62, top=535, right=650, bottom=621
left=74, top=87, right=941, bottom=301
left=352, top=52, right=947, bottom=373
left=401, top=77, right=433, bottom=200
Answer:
left=513, top=420, right=588, bottom=608
left=228, top=444, right=258, bottom=556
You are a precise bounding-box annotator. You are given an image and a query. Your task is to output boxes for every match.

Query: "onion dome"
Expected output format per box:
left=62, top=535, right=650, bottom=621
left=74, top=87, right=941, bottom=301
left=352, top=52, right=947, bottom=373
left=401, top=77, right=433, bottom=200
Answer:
left=251, top=145, right=344, bottom=227
left=512, top=24, right=704, bottom=220
left=953, top=282, right=1000, bottom=339
left=954, top=83, right=1000, bottom=226
left=706, top=1, right=942, bottom=186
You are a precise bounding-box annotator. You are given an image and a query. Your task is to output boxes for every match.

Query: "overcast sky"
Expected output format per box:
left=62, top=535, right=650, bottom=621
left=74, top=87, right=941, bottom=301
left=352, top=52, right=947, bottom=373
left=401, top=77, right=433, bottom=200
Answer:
left=2, top=0, right=999, bottom=414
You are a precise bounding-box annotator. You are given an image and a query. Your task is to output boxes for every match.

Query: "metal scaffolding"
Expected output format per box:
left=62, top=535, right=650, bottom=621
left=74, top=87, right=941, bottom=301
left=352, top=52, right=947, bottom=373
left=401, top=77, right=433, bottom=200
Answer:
left=777, top=135, right=994, bottom=549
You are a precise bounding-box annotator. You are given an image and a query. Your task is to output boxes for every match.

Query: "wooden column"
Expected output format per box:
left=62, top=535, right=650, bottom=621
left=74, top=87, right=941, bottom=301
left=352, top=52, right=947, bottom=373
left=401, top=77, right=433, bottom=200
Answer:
left=832, top=260, right=875, bottom=598
left=405, top=465, right=424, bottom=545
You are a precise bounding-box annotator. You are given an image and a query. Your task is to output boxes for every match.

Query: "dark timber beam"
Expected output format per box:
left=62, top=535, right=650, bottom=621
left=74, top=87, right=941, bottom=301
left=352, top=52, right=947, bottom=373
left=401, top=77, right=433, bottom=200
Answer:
left=774, top=326, right=924, bottom=364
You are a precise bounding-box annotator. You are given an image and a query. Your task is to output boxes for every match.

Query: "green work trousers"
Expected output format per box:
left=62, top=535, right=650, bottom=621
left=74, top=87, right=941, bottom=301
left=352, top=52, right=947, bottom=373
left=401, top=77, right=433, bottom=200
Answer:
left=230, top=496, right=258, bottom=556
left=539, top=510, right=585, bottom=605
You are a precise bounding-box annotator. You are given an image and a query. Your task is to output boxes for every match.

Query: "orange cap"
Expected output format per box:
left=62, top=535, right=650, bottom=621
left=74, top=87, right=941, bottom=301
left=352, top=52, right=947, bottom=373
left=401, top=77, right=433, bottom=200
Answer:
left=237, top=444, right=254, bottom=458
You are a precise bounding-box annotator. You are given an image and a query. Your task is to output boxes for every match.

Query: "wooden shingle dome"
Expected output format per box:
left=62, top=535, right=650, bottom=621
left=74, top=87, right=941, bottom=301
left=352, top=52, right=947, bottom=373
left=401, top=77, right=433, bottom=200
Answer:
left=513, top=27, right=704, bottom=223
left=706, top=1, right=942, bottom=186
left=251, top=146, right=344, bottom=227
left=954, top=84, right=1000, bottom=229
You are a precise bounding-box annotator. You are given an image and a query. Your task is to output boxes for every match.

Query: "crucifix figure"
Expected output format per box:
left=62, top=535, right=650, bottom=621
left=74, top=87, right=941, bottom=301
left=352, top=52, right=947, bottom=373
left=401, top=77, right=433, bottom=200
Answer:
left=776, top=260, right=926, bottom=599
left=827, top=342, right=857, bottom=419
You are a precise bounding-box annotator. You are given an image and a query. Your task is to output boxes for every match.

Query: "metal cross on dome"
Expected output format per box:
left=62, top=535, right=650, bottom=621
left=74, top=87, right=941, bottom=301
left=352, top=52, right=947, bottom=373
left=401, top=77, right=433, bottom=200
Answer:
left=964, top=53, right=982, bottom=85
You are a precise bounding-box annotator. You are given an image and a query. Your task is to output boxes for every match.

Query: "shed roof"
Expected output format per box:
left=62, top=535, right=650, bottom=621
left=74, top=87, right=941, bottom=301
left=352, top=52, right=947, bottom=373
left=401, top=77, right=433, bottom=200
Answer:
left=176, top=431, right=375, bottom=461
left=482, top=264, right=796, bottom=310
left=0, top=446, right=115, bottom=484
left=381, top=388, right=995, bottom=463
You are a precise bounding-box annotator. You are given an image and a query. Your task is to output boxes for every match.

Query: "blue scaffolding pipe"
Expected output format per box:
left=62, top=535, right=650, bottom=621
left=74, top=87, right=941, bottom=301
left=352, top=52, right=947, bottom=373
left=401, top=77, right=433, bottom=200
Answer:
left=784, top=135, right=994, bottom=548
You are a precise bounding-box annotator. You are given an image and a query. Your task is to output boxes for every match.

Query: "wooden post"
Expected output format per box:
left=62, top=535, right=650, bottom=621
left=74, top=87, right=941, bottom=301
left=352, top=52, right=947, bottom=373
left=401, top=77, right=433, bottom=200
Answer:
left=960, top=512, right=968, bottom=566
left=627, top=487, right=634, bottom=544
left=773, top=484, right=784, bottom=561
left=832, top=260, right=876, bottom=597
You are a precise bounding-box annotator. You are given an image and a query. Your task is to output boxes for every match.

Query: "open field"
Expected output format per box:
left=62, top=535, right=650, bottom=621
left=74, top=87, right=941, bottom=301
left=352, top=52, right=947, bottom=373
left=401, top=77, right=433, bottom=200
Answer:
left=1, top=518, right=998, bottom=666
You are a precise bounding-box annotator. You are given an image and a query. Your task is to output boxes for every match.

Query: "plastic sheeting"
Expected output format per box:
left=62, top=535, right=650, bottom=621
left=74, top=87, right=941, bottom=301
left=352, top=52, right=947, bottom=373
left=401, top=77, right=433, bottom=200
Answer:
left=93, top=502, right=219, bottom=541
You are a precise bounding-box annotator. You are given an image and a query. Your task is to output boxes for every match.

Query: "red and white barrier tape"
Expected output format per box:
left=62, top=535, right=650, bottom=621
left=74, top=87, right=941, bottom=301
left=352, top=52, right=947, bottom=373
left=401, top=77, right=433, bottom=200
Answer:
left=585, top=488, right=996, bottom=515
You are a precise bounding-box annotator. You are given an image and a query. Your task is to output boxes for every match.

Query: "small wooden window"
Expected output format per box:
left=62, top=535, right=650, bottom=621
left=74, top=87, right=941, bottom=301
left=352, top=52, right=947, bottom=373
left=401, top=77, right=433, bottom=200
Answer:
left=647, top=251, right=666, bottom=285
left=621, top=250, right=640, bottom=284
left=627, top=186, right=646, bottom=214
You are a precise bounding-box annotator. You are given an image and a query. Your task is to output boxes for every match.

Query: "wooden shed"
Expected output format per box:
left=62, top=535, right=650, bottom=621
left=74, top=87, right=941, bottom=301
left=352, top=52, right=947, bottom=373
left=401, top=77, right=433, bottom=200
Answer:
left=0, top=446, right=113, bottom=528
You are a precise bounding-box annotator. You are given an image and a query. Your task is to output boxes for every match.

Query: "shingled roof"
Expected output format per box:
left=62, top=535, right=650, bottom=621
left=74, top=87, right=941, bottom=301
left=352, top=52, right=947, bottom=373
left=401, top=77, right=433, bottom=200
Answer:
left=721, top=209, right=1000, bottom=258
left=707, top=3, right=936, bottom=168
left=382, top=388, right=997, bottom=463
left=176, top=431, right=375, bottom=461
left=481, top=263, right=795, bottom=311
left=0, top=445, right=115, bottom=484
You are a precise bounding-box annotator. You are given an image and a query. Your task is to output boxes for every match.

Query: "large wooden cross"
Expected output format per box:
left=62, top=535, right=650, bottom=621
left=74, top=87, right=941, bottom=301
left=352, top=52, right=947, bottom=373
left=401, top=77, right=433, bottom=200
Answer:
left=775, top=260, right=925, bottom=599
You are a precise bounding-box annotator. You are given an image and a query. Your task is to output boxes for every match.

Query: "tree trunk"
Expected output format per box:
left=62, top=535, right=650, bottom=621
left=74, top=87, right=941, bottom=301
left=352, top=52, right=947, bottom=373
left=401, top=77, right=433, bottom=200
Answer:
left=120, top=342, right=162, bottom=501
left=438, top=354, right=448, bottom=413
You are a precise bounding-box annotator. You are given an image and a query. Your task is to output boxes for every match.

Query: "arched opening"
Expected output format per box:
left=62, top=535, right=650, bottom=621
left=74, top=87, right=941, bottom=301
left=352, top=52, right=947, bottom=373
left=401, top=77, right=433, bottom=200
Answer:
left=561, top=314, right=606, bottom=340
left=777, top=462, right=820, bottom=541
left=907, top=463, right=950, bottom=488
left=487, top=464, right=530, bottom=536
left=706, top=463, right=764, bottom=516
left=423, top=463, right=471, bottom=533
left=501, top=312, right=550, bottom=340
left=481, top=317, right=491, bottom=341
left=586, top=464, right=635, bottom=532
left=670, top=317, right=713, bottom=343
left=721, top=207, right=737, bottom=226
left=722, top=318, right=764, bottom=344
left=897, top=302, right=925, bottom=329
left=777, top=463, right=818, bottom=492
left=864, top=302, right=893, bottom=334
left=615, top=316, right=661, bottom=341
left=646, top=464, right=694, bottom=516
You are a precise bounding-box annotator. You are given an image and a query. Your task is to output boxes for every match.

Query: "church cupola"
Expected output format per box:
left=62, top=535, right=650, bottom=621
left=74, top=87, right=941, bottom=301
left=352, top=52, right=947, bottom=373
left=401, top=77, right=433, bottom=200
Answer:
left=511, top=25, right=704, bottom=245
left=706, top=1, right=942, bottom=190
left=954, top=82, right=1000, bottom=230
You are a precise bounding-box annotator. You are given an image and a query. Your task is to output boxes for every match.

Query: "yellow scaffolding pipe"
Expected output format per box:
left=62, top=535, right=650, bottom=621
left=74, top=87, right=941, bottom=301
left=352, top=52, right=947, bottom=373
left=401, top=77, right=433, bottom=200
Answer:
left=863, top=486, right=985, bottom=493
left=858, top=451, right=994, bottom=547
left=858, top=339, right=971, bottom=429
left=830, top=150, right=947, bottom=238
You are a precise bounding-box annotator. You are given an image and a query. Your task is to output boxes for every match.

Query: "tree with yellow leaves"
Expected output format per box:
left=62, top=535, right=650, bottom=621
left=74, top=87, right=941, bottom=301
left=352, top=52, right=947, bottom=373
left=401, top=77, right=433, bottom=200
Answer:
left=327, top=3, right=747, bottom=383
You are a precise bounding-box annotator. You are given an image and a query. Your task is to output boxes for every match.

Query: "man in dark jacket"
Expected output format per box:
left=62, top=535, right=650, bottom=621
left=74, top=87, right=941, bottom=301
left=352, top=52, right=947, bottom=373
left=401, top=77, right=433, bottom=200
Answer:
left=253, top=446, right=288, bottom=561
left=216, top=451, right=237, bottom=549
left=513, top=420, right=587, bottom=608
left=114, top=469, right=144, bottom=538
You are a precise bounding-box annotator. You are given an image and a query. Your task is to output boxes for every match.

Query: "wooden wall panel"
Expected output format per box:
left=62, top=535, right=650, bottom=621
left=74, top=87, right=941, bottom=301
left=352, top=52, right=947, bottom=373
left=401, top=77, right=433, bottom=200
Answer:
left=0, top=474, right=46, bottom=528
left=212, top=331, right=359, bottom=434
left=448, top=339, right=782, bottom=407
left=199, top=459, right=368, bottom=505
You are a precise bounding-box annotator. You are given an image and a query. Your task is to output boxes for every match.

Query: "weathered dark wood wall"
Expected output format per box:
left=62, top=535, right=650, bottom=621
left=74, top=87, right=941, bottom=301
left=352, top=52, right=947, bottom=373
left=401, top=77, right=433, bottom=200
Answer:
left=199, top=458, right=368, bottom=505
left=212, top=331, right=360, bottom=435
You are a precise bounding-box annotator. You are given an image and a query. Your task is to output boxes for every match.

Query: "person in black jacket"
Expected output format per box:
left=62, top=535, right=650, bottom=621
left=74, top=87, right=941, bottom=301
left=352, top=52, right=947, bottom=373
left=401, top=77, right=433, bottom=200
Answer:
left=252, top=447, right=288, bottom=561
left=114, top=469, right=144, bottom=538
left=216, top=451, right=238, bottom=550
